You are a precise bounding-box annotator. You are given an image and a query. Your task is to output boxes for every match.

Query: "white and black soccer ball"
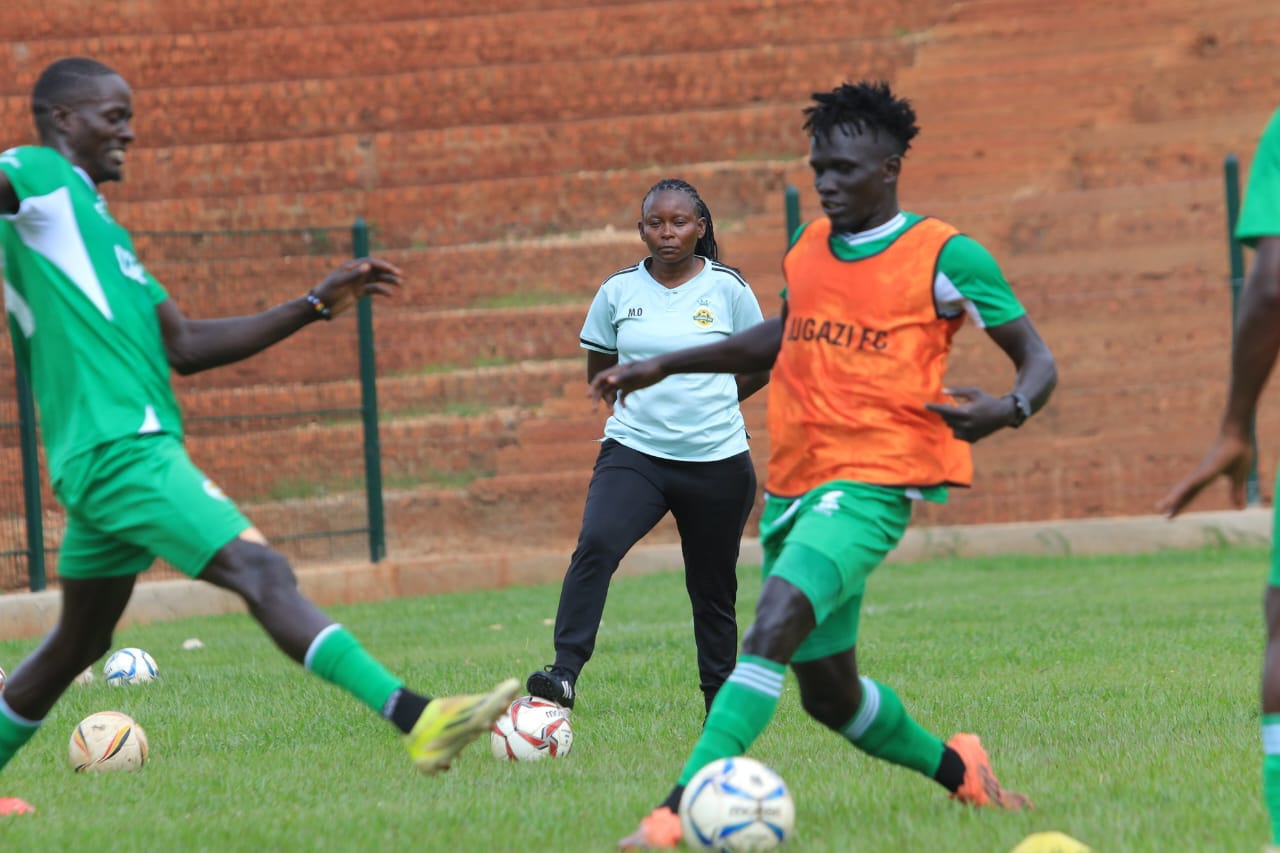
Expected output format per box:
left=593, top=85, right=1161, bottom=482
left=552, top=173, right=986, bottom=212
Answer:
left=489, top=695, right=573, bottom=761
left=103, top=647, right=158, bottom=687
left=68, top=710, right=149, bottom=773
left=680, top=756, right=795, bottom=851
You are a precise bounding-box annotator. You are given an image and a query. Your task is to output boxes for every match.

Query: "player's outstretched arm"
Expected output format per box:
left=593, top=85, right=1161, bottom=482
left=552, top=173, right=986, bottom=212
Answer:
left=590, top=314, right=784, bottom=408
left=925, top=314, right=1056, bottom=443
left=0, top=170, right=17, bottom=216
left=1159, top=236, right=1280, bottom=517
left=159, top=256, right=402, bottom=375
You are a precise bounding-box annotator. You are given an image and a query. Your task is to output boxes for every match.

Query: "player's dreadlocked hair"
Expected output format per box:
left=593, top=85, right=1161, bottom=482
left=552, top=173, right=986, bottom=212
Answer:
left=642, top=178, right=719, bottom=261
left=802, top=80, right=919, bottom=156
left=32, top=57, right=119, bottom=142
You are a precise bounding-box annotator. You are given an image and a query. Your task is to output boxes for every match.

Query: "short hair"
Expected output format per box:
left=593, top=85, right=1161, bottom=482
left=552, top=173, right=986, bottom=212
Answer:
left=802, top=80, right=919, bottom=156
left=641, top=178, right=720, bottom=261
left=31, top=57, right=119, bottom=140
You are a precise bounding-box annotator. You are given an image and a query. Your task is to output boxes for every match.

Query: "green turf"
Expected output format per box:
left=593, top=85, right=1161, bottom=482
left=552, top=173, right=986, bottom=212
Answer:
left=0, top=546, right=1268, bottom=851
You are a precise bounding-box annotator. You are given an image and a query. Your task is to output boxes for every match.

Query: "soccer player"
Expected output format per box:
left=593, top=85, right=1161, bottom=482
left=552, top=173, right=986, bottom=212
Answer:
left=0, top=57, right=518, bottom=813
left=590, top=81, right=1058, bottom=848
left=1158, top=106, right=1280, bottom=852
left=526, top=179, right=767, bottom=716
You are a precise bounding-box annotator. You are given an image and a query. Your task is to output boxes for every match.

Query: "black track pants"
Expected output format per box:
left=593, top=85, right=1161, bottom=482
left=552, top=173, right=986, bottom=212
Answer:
left=550, top=439, right=757, bottom=707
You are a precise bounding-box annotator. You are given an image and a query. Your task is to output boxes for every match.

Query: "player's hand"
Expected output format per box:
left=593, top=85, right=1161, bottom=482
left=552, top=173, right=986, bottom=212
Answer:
left=312, top=257, right=403, bottom=318
left=1157, top=431, right=1254, bottom=518
left=924, top=386, right=1012, bottom=443
left=588, top=358, right=666, bottom=409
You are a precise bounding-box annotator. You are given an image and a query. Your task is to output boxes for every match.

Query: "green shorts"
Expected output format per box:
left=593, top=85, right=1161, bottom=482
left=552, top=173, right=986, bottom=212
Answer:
left=53, top=433, right=251, bottom=580
left=760, top=481, right=911, bottom=662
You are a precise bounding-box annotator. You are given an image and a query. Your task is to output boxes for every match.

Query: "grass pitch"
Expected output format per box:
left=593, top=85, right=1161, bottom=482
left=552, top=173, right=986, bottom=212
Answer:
left=0, top=546, right=1266, bottom=851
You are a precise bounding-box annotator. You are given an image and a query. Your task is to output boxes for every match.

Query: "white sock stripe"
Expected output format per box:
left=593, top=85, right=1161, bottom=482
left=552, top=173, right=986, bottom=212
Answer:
left=304, top=623, right=343, bottom=670
left=0, top=696, right=41, bottom=728
left=1263, top=724, right=1280, bottom=755
left=843, top=677, right=881, bottom=740
left=726, top=663, right=785, bottom=696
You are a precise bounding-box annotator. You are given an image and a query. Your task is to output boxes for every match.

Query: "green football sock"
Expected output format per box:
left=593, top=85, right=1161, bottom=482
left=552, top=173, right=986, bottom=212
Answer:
left=677, top=655, right=785, bottom=786
left=304, top=624, right=404, bottom=717
left=0, top=697, right=41, bottom=774
left=1262, top=714, right=1280, bottom=844
left=841, top=676, right=945, bottom=778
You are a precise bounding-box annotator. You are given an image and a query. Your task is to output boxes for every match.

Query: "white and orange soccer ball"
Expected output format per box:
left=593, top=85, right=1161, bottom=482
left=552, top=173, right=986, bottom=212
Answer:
left=680, top=756, right=795, bottom=851
left=489, top=695, right=573, bottom=761
left=68, top=711, right=149, bottom=773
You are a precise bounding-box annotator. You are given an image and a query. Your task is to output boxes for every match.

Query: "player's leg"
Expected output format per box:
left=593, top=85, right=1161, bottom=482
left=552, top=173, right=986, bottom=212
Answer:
left=0, top=573, right=136, bottom=773
left=669, top=449, right=756, bottom=713
left=104, top=433, right=514, bottom=773
left=618, top=492, right=817, bottom=849
left=528, top=440, right=670, bottom=708
left=793, top=646, right=1026, bottom=808
left=1260, top=513, right=1280, bottom=849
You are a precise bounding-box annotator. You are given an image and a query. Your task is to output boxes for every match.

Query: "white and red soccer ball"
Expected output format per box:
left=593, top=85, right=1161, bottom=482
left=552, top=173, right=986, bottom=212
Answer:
left=489, top=695, right=573, bottom=761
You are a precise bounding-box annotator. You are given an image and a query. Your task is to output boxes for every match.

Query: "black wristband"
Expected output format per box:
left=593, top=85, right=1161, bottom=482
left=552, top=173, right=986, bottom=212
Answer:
left=1006, top=392, right=1031, bottom=428
left=305, top=290, right=332, bottom=321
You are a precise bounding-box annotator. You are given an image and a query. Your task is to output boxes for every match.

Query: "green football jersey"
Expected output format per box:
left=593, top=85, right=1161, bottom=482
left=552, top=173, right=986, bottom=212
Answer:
left=1237, top=108, right=1280, bottom=247
left=0, top=145, right=182, bottom=484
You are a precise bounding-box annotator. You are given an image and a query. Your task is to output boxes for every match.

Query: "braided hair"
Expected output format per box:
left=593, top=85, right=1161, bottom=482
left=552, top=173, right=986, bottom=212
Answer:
left=642, top=178, right=719, bottom=261
left=32, top=57, right=119, bottom=141
left=802, top=80, right=919, bottom=156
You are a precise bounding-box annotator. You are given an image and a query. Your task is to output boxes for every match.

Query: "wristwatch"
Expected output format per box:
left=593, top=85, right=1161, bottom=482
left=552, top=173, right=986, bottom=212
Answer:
left=1006, top=392, right=1032, bottom=428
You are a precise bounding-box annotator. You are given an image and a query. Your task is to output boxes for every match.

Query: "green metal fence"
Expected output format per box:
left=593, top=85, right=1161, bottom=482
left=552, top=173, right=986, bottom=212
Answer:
left=4, top=220, right=386, bottom=593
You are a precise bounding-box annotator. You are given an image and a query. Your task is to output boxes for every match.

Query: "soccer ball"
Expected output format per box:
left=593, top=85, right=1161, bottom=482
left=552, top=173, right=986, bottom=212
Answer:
left=489, top=695, right=573, bottom=761
left=0, top=664, right=5, bottom=691
left=680, top=756, right=795, bottom=851
left=73, top=666, right=94, bottom=686
left=103, top=647, right=158, bottom=686
left=68, top=711, right=149, bottom=773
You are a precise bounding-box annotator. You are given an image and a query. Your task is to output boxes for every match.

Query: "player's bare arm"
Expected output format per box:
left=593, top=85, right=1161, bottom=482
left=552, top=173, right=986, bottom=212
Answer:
left=158, top=256, right=402, bottom=375
left=586, top=349, right=620, bottom=407
left=589, top=313, right=785, bottom=408
left=0, top=170, right=17, bottom=216
left=925, top=315, right=1057, bottom=443
left=1159, top=235, right=1280, bottom=517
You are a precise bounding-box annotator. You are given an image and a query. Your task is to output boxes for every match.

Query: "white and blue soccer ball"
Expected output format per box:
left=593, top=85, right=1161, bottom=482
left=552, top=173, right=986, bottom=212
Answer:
left=103, top=647, right=158, bottom=687
left=680, top=756, right=795, bottom=851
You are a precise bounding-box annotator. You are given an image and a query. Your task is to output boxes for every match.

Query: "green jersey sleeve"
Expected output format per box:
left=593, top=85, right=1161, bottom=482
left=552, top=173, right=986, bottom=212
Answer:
left=935, top=234, right=1025, bottom=328
left=1237, top=109, right=1280, bottom=248
left=0, top=146, right=66, bottom=200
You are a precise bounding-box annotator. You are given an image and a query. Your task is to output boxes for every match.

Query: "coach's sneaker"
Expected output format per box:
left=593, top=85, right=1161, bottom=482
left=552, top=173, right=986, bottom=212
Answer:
left=617, top=806, right=682, bottom=850
left=404, top=678, right=520, bottom=774
left=947, top=732, right=1032, bottom=810
left=0, top=797, right=34, bottom=816
left=526, top=665, right=576, bottom=710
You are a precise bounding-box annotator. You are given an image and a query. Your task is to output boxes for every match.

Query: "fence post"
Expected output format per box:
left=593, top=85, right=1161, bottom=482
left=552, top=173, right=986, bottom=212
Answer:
left=15, top=365, right=45, bottom=591
left=784, top=184, right=800, bottom=246
left=1224, top=154, right=1261, bottom=505
left=352, top=218, right=386, bottom=562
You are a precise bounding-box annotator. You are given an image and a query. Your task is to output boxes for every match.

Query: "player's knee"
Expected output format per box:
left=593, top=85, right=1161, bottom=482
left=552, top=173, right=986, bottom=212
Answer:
left=799, top=687, right=854, bottom=729
left=226, top=548, right=297, bottom=609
